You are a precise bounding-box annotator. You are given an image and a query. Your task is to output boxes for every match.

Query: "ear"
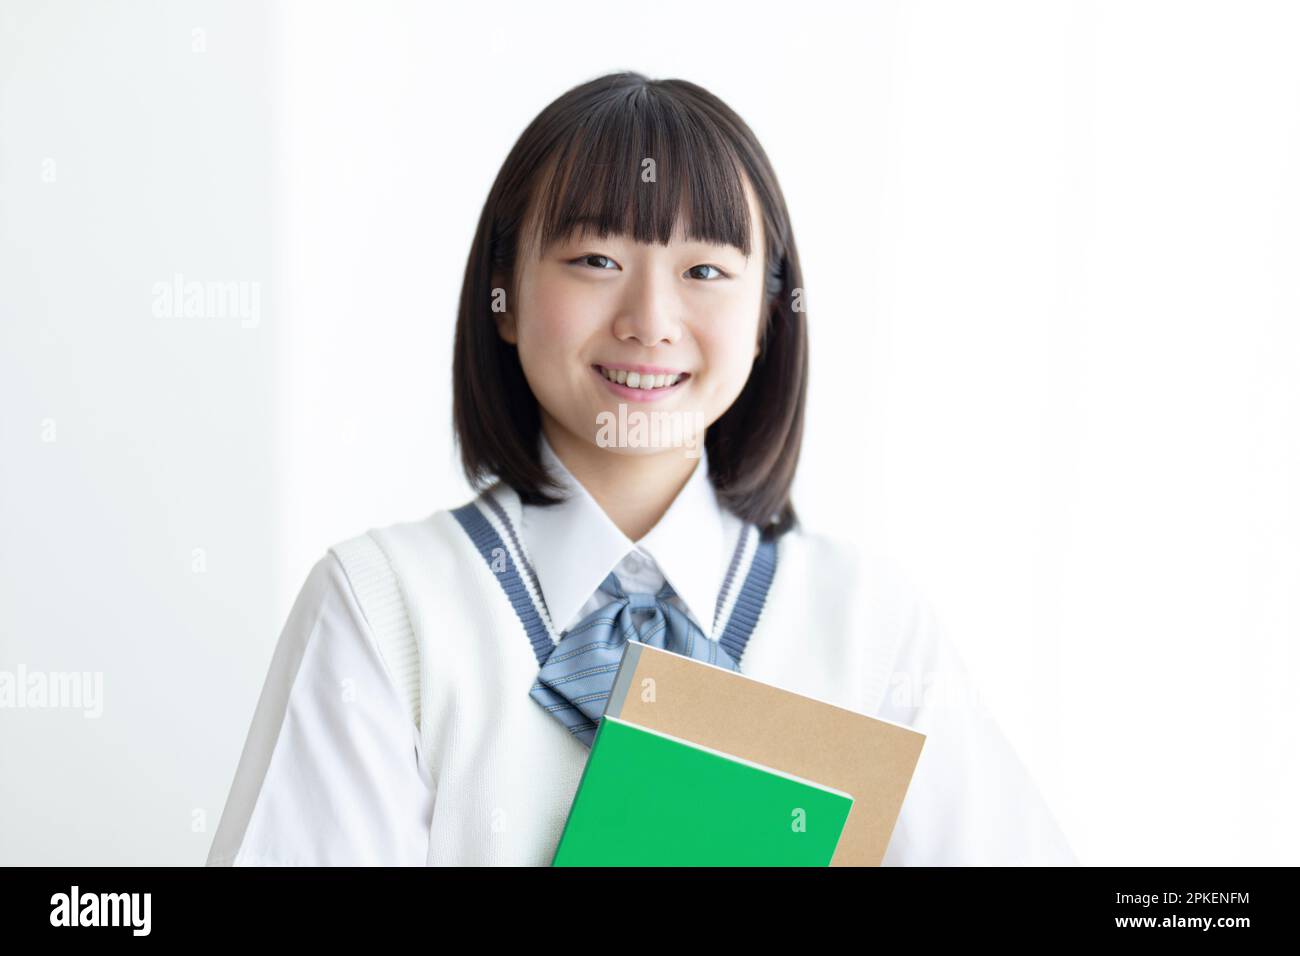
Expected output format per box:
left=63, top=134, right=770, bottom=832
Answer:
left=495, top=309, right=518, bottom=345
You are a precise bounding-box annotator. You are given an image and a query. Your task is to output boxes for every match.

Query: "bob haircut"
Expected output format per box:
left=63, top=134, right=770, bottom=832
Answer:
left=453, top=71, right=807, bottom=540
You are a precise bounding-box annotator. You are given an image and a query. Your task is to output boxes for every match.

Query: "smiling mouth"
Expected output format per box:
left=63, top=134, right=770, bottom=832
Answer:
left=592, top=365, right=691, bottom=391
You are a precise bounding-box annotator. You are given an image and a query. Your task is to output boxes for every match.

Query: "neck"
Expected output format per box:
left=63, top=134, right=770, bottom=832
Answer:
left=541, top=414, right=702, bottom=542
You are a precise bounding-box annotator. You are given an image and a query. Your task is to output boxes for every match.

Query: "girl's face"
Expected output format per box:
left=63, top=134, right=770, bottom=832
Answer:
left=496, top=180, right=767, bottom=457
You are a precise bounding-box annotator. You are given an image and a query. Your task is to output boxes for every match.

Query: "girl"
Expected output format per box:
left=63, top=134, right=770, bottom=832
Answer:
left=207, top=72, right=1077, bottom=866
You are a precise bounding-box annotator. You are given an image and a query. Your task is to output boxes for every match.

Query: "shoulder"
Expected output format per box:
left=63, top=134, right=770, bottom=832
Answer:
left=312, top=493, right=490, bottom=728
left=329, top=507, right=462, bottom=572
left=272, top=550, right=368, bottom=653
left=320, top=485, right=508, bottom=636
left=776, top=522, right=933, bottom=619
left=797, top=527, right=978, bottom=699
left=778, top=522, right=953, bottom=677
left=326, top=488, right=496, bottom=594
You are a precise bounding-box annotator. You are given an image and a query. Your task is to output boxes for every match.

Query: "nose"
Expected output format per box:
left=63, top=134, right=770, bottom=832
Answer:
left=611, top=266, right=682, bottom=347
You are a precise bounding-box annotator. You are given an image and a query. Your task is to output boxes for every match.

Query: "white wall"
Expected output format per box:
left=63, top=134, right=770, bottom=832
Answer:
left=0, top=1, right=277, bottom=863
left=1, top=0, right=1296, bottom=865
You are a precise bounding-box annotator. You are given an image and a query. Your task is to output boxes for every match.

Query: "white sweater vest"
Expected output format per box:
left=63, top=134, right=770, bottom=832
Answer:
left=332, top=481, right=912, bottom=866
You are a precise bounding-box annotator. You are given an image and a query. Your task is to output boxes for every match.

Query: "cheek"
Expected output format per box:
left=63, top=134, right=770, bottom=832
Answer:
left=694, top=298, right=762, bottom=377
left=517, top=283, right=585, bottom=358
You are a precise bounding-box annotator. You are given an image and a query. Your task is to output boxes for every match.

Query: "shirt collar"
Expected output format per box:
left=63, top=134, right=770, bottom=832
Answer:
left=520, top=431, right=731, bottom=639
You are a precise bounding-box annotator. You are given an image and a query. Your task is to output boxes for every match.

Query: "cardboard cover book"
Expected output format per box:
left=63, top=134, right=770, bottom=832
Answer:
left=551, top=641, right=926, bottom=867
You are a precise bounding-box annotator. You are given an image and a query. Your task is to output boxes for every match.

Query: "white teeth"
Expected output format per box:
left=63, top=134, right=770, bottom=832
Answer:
left=600, top=367, right=683, bottom=389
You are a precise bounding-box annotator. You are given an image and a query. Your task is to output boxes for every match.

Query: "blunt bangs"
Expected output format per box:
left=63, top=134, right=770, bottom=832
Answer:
left=527, top=85, right=755, bottom=262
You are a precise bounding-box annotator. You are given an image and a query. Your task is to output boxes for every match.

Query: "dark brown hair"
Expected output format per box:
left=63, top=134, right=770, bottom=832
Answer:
left=452, top=71, right=807, bottom=540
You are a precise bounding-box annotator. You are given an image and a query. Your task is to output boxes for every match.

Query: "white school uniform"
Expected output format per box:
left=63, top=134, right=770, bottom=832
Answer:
left=206, top=433, right=1078, bottom=866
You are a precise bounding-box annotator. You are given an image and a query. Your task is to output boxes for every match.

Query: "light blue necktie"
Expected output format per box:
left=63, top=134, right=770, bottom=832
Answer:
left=529, top=570, right=740, bottom=746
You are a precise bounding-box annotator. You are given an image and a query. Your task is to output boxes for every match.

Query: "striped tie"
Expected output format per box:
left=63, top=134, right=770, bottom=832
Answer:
left=528, top=570, right=740, bottom=746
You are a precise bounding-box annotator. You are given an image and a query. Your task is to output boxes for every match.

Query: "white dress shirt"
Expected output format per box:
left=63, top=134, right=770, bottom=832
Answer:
left=207, top=434, right=1077, bottom=866
left=524, top=433, right=745, bottom=639
left=205, top=549, right=435, bottom=865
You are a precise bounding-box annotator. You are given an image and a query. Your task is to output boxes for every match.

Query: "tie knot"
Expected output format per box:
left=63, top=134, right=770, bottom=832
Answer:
left=625, top=591, right=658, bottom=612
left=598, top=570, right=676, bottom=604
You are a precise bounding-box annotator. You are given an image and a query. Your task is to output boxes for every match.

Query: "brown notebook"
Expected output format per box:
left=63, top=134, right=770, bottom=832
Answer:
left=604, top=641, right=926, bottom=866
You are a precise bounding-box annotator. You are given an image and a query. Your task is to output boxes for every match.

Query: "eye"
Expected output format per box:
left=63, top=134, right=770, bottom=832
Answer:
left=571, top=254, right=620, bottom=270
left=686, top=264, right=728, bottom=280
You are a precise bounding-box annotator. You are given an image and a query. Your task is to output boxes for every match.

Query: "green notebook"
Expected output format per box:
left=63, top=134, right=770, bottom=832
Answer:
left=551, top=716, right=854, bottom=866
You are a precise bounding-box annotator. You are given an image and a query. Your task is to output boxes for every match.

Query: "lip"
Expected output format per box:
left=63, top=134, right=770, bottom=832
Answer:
left=591, top=364, right=690, bottom=403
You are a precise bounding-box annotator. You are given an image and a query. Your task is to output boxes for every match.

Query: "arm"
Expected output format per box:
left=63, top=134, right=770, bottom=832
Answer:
left=879, top=591, right=1078, bottom=866
left=205, top=553, right=435, bottom=866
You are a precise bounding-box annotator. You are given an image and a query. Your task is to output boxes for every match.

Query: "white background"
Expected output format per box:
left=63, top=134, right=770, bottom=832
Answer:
left=1, top=0, right=1296, bottom=865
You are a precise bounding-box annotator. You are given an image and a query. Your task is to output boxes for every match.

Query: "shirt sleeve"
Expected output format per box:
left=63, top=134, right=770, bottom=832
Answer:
left=205, top=552, right=435, bottom=866
left=878, top=589, right=1079, bottom=866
